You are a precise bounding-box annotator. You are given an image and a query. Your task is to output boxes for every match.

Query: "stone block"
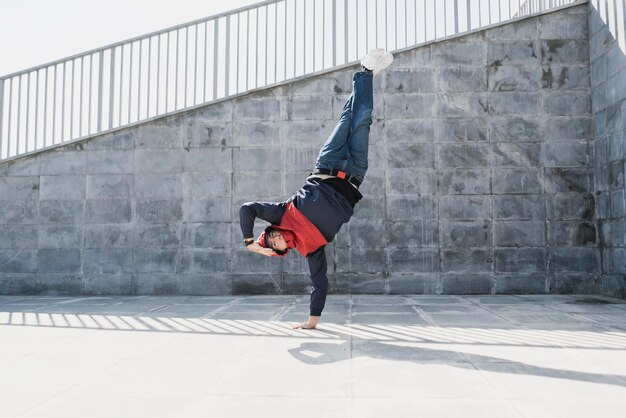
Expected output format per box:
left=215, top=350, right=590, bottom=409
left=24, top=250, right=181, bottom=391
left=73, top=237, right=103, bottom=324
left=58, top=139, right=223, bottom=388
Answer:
left=540, top=40, right=589, bottom=64
left=84, top=249, right=134, bottom=274
left=387, top=274, right=440, bottom=294
left=544, top=168, right=593, bottom=193
left=86, top=149, right=134, bottom=174
left=0, top=201, right=38, bottom=224
left=546, top=193, right=594, bottom=220
left=606, top=42, right=626, bottom=79
left=87, top=131, right=134, bottom=150
left=440, top=195, right=491, bottom=220
left=84, top=274, right=132, bottom=295
left=38, top=225, right=83, bottom=249
left=231, top=274, right=283, bottom=295
left=37, top=249, right=82, bottom=273
left=438, top=169, right=490, bottom=194
left=538, top=13, right=588, bottom=40
left=84, top=225, right=133, bottom=248
left=542, top=92, right=591, bottom=116
left=388, top=247, right=438, bottom=273
left=385, top=47, right=432, bottom=69
left=179, top=274, right=231, bottom=295
left=186, top=122, right=232, bottom=148
left=234, top=172, right=280, bottom=198
left=385, top=220, right=438, bottom=247
left=134, top=273, right=180, bottom=294
left=437, top=93, right=490, bottom=117
left=441, top=274, right=493, bottom=294
left=134, top=224, right=181, bottom=248
left=3, top=156, right=40, bottom=176
left=0, top=274, right=37, bottom=294
left=234, top=148, right=282, bottom=172
left=183, top=148, right=233, bottom=175
left=339, top=273, right=386, bottom=294
left=38, top=200, right=83, bottom=224
left=436, top=118, right=488, bottom=143
left=490, top=92, right=541, bottom=115
left=492, top=168, right=542, bottom=194
left=385, top=94, right=437, bottom=118
left=493, top=143, right=541, bottom=167
left=440, top=221, right=491, bottom=247
left=609, top=161, right=625, bottom=190
left=432, top=41, right=486, bottom=67
left=39, top=175, right=85, bottom=200
left=283, top=96, right=332, bottom=120
left=347, top=247, right=386, bottom=273
left=36, top=274, right=84, bottom=295
left=487, top=41, right=540, bottom=66
left=540, top=65, right=590, bottom=90
left=386, top=195, right=438, bottom=221
left=136, top=199, right=183, bottom=224
left=182, top=172, right=231, bottom=198
left=548, top=247, right=600, bottom=273
left=437, top=68, right=487, bottom=93
left=0, top=250, right=37, bottom=273
left=187, top=101, right=232, bottom=122
left=86, top=174, right=133, bottom=199
left=182, top=223, right=231, bottom=248
left=346, top=220, right=384, bottom=248
left=85, top=199, right=132, bottom=224
left=387, top=168, right=437, bottom=195
left=485, top=18, right=537, bottom=40
left=385, top=69, right=436, bottom=93
left=608, top=130, right=623, bottom=162
left=40, top=151, right=86, bottom=175
left=387, top=143, right=435, bottom=169
left=183, top=198, right=231, bottom=222
left=548, top=274, right=598, bottom=294
left=385, top=119, right=435, bottom=143
left=610, top=189, right=625, bottom=217
left=282, top=171, right=310, bottom=197
left=494, top=248, right=546, bottom=273
left=494, top=194, right=545, bottom=220
left=353, top=198, right=384, bottom=220
left=543, top=141, right=590, bottom=167
left=494, top=221, right=545, bottom=246
left=441, top=248, right=493, bottom=273
left=133, top=248, right=180, bottom=273
left=488, top=65, right=542, bottom=91
left=438, top=143, right=490, bottom=168
left=495, top=274, right=546, bottom=294
left=134, top=174, right=182, bottom=199
left=547, top=221, right=597, bottom=246
left=491, top=116, right=541, bottom=142
left=285, top=75, right=334, bottom=95
left=134, top=149, right=183, bottom=174
left=0, top=225, right=38, bottom=249
left=230, top=248, right=283, bottom=274
left=284, top=120, right=335, bottom=147
left=0, top=176, right=39, bottom=200
left=179, top=249, right=230, bottom=274
left=136, top=117, right=182, bottom=148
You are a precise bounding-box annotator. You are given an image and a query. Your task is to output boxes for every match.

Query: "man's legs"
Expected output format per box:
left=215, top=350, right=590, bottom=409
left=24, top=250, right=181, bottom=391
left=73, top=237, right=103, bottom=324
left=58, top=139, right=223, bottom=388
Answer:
left=314, top=71, right=374, bottom=184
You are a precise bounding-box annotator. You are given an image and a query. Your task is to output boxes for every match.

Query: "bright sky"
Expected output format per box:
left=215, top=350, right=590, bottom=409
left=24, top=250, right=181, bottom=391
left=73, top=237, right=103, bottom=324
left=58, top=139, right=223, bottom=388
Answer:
left=0, top=0, right=260, bottom=76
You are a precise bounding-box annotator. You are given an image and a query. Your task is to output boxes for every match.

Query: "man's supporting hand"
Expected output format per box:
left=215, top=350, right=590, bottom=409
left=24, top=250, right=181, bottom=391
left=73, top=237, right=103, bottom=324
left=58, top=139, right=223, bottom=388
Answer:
left=292, top=315, right=320, bottom=329
left=245, top=240, right=276, bottom=257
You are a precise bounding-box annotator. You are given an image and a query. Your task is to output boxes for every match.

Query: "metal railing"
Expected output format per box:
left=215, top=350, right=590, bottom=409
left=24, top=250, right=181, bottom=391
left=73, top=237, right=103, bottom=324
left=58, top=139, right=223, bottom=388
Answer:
left=0, top=0, right=581, bottom=161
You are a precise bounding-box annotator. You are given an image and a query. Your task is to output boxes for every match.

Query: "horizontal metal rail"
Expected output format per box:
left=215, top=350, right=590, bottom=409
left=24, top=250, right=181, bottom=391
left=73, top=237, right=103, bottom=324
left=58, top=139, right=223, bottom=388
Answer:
left=0, top=0, right=582, bottom=161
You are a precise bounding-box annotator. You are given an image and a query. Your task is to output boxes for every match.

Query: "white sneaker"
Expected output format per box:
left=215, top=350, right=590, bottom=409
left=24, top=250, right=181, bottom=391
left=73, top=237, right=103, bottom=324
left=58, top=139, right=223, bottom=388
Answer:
left=360, top=48, right=394, bottom=75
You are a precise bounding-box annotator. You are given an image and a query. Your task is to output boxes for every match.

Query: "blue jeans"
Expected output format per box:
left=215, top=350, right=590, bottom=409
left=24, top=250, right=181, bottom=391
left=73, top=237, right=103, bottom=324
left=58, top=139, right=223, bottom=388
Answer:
left=314, top=71, right=373, bottom=184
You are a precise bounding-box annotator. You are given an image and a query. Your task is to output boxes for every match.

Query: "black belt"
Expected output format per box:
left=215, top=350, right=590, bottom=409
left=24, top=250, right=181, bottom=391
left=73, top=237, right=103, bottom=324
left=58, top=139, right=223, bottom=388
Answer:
left=312, top=168, right=361, bottom=187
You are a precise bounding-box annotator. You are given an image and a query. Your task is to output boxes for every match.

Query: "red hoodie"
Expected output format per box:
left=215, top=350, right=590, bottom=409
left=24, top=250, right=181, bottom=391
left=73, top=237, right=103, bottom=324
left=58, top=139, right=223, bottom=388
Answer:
left=257, top=201, right=328, bottom=257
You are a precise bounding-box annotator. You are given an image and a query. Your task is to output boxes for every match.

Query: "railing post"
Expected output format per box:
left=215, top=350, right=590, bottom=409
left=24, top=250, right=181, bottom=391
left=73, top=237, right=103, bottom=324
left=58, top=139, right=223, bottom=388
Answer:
left=467, top=0, right=471, bottom=29
left=332, top=0, right=337, bottom=66
left=97, top=50, right=104, bottom=132
left=454, top=0, right=459, bottom=33
left=0, top=79, right=4, bottom=156
left=109, top=48, right=115, bottom=129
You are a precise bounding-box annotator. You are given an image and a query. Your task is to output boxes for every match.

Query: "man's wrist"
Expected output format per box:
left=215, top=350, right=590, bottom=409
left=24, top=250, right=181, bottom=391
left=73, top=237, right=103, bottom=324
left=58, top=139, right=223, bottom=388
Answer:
left=244, top=238, right=254, bottom=246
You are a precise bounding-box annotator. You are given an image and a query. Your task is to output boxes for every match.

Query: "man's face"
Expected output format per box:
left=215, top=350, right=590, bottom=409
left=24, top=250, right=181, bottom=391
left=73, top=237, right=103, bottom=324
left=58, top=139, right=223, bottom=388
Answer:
left=267, top=230, right=288, bottom=251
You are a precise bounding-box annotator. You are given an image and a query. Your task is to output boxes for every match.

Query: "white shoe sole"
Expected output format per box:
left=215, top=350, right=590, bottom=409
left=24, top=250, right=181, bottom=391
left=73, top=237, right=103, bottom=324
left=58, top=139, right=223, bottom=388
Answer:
left=360, top=49, right=393, bottom=74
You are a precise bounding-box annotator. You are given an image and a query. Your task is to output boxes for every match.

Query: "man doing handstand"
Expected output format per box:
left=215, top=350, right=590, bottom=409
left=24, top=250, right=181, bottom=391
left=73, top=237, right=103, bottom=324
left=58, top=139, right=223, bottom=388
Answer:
left=239, top=49, right=394, bottom=329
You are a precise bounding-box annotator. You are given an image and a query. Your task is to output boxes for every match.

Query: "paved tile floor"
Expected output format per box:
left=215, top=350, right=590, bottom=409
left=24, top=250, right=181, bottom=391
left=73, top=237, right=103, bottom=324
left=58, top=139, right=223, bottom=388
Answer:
left=1, top=294, right=626, bottom=417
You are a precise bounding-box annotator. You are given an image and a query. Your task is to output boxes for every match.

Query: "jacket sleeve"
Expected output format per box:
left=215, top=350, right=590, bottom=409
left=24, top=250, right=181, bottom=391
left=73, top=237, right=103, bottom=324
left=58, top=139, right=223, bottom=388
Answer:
left=239, top=201, right=286, bottom=239
left=307, top=246, right=328, bottom=316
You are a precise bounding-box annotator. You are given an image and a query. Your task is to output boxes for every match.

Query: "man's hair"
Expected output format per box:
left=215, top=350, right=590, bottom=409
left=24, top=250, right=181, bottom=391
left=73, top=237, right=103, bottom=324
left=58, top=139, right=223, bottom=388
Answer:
left=264, top=226, right=288, bottom=255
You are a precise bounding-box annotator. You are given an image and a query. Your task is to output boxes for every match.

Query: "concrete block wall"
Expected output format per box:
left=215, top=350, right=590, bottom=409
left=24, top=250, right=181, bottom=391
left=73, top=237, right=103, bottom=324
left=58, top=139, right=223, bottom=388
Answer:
left=0, top=4, right=599, bottom=296
left=589, top=3, right=626, bottom=298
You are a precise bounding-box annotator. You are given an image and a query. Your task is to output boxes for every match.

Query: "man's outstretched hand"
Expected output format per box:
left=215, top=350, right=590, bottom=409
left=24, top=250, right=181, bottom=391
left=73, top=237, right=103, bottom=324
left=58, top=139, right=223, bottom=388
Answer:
left=292, top=315, right=320, bottom=329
